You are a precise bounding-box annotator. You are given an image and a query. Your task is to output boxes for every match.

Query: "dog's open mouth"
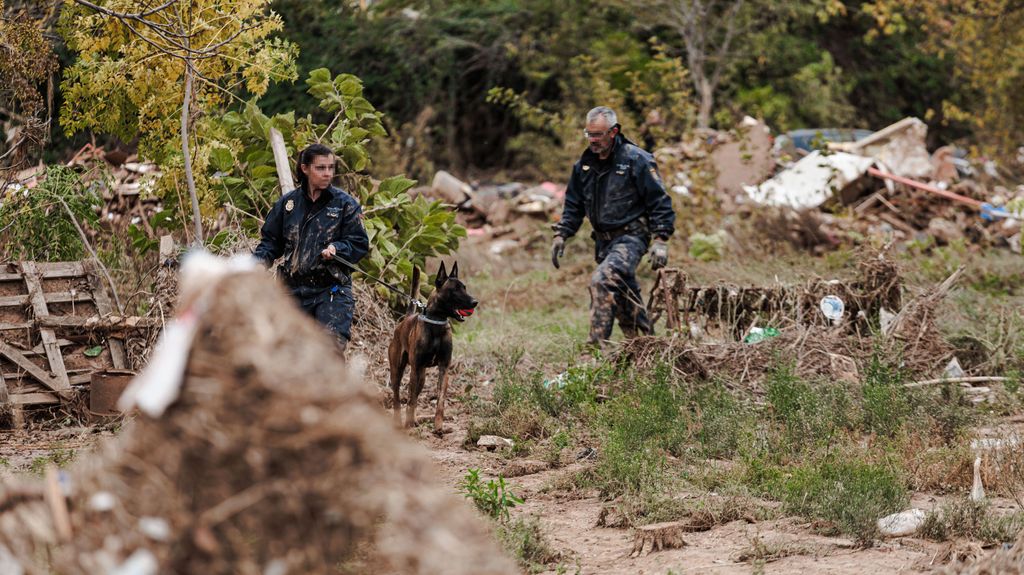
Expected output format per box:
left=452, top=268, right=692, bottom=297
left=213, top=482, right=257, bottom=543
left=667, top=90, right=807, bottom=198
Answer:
left=455, top=308, right=475, bottom=321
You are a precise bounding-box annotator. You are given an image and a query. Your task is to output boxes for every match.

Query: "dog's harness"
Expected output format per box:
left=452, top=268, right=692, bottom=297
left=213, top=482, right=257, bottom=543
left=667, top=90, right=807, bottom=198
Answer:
left=417, top=314, right=448, bottom=326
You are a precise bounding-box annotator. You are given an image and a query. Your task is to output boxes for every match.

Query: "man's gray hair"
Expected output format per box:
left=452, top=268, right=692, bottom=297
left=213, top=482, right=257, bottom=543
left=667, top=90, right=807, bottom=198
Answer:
left=586, top=106, right=617, bottom=127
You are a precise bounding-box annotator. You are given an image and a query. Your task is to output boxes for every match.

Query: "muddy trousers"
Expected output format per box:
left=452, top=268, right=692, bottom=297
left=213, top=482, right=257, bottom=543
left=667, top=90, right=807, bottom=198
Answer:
left=290, top=282, right=354, bottom=355
left=589, top=234, right=652, bottom=344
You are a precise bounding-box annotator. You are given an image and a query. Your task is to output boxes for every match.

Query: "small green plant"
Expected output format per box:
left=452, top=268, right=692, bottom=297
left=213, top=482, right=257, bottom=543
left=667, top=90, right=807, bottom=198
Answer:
left=779, top=455, right=907, bottom=543
left=765, top=362, right=852, bottom=454
left=28, top=447, right=76, bottom=476
left=0, top=166, right=100, bottom=261
left=919, top=498, right=1024, bottom=544
left=460, top=468, right=524, bottom=522
left=861, top=351, right=910, bottom=438
left=497, top=516, right=562, bottom=573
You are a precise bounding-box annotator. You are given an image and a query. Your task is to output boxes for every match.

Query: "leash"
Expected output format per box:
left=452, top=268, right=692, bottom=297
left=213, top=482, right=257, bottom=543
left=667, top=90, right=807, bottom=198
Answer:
left=330, top=253, right=425, bottom=311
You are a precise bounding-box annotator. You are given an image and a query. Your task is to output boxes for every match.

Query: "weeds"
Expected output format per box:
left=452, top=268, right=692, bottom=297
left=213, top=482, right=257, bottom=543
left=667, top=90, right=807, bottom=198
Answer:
left=27, top=447, right=76, bottom=476
left=497, top=516, right=563, bottom=573
left=460, top=468, right=524, bottom=522
left=778, top=455, right=907, bottom=543
left=920, top=498, right=1024, bottom=544
left=861, top=351, right=910, bottom=438
left=764, top=362, right=853, bottom=455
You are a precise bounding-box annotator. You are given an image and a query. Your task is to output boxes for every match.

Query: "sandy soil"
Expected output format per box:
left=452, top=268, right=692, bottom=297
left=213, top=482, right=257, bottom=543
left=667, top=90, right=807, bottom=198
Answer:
left=414, top=402, right=949, bottom=575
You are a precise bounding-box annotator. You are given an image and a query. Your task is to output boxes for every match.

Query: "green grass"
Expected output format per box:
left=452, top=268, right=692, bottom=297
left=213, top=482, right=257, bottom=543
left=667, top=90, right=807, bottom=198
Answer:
left=453, top=239, right=1021, bottom=550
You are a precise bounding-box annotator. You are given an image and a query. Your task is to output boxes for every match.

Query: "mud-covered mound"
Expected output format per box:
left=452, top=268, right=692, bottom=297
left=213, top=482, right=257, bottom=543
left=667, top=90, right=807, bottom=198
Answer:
left=0, top=254, right=517, bottom=575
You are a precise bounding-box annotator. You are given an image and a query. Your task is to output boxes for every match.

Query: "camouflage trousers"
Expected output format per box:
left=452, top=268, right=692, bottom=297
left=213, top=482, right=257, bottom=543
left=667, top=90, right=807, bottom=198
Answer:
left=588, top=234, right=652, bottom=345
left=290, top=281, right=354, bottom=353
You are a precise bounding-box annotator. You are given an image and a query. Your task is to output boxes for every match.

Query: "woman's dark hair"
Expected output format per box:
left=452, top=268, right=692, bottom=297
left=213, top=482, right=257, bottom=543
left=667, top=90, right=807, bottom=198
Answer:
left=295, top=143, right=335, bottom=190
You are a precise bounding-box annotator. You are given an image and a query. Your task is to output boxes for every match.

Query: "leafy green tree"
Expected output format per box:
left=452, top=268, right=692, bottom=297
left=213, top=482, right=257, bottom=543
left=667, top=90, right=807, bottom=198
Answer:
left=59, top=0, right=297, bottom=243
left=863, top=0, right=1024, bottom=156
left=213, top=69, right=464, bottom=297
left=630, top=0, right=846, bottom=128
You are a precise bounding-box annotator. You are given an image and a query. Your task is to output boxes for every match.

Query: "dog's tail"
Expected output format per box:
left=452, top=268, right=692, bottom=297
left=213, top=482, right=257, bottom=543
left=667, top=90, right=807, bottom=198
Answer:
left=406, top=266, right=421, bottom=315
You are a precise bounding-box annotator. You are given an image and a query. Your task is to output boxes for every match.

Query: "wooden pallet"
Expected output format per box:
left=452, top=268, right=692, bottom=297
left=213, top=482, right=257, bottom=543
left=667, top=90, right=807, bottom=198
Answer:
left=0, top=260, right=147, bottom=407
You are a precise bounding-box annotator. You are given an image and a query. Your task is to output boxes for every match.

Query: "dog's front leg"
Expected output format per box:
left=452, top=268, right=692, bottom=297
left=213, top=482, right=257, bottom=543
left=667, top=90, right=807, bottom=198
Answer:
left=433, top=365, right=450, bottom=435
left=406, top=365, right=427, bottom=428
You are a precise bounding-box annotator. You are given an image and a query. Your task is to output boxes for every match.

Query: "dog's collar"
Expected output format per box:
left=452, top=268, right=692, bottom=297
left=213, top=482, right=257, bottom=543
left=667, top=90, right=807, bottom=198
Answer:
left=417, top=313, right=449, bottom=326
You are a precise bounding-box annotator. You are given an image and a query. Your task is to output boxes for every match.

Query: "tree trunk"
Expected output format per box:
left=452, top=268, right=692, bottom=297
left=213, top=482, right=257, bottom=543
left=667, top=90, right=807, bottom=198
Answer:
left=697, top=78, right=714, bottom=129
left=181, top=63, right=203, bottom=246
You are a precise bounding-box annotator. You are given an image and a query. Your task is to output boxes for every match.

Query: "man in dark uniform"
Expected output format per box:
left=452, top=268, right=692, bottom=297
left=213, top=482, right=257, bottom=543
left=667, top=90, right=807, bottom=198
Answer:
left=253, top=143, right=369, bottom=355
left=550, top=106, right=675, bottom=349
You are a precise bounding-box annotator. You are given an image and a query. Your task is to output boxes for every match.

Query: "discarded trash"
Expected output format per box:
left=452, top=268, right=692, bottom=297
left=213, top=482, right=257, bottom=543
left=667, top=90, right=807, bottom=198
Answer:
left=743, top=326, right=780, bottom=344
left=543, top=372, right=569, bottom=390
left=84, top=345, right=104, bottom=358
left=879, top=307, right=897, bottom=335
left=831, top=117, right=933, bottom=179
left=744, top=151, right=875, bottom=209
left=819, top=295, right=845, bottom=323
left=944, top=357, right=966, bottom=379
left=971, top=456, right=985, bottom=502
left=877, top=508, right=926, bottom=537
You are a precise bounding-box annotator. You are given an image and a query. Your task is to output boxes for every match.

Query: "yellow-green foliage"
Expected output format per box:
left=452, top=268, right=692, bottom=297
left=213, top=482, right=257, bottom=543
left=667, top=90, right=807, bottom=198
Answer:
left=58, top=0, right=297, bottom=158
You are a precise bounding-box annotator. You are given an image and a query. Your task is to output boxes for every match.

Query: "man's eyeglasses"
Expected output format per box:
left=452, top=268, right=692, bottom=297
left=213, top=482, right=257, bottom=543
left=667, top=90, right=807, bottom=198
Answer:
left=583, top=129, right=613, bottom=139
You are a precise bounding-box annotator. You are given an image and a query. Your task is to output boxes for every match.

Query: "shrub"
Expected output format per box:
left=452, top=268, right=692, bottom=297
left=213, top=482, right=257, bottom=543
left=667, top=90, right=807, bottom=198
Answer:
left=779, top=455, right=907, bottom=543
left=460, top=468, right=524, bottom=523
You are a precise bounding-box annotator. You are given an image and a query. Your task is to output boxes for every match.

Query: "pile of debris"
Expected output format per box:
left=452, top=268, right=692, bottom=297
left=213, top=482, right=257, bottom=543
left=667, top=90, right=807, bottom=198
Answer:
left=410, top=170, right=564, bottom=254
left=629, top=250, right=962, bottom=386
left=739, top=117, right=1024, bottom=252
left=642, top=115, right=1024, bottom=256
left=13, top=143, right=165, bottom=235
left=0, top=254, right=518, bottom=575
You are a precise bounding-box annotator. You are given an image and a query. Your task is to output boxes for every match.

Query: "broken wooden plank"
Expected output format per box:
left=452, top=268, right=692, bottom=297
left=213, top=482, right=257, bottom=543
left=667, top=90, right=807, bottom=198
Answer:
left=10, top=392, right=59, bottom=406
left=21, top=262, right=72, bottom=392
left=0, top=365, right=9, bottom=408
left=0, top=322, right=32, bottom=331
left=35, top=261, right=86, bottom=279
left=0, top=291, right=94, bottom=308
left=85, top=260, right=127, bottom=370
left=35, top=315, right=160, bottom=330
left=0, top=340, right=67, bottom=395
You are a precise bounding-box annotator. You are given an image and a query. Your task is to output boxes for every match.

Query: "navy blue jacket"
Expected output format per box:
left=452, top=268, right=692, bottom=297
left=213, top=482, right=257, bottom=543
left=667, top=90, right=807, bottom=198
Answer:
left=253, top=185, right=369, bottom=286
left=554, top=134, right=675, bottom=240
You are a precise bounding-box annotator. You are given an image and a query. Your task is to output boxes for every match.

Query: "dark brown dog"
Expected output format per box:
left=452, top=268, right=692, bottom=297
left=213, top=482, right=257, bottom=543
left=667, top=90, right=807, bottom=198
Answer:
left=389, top=262, right=478, bottom=433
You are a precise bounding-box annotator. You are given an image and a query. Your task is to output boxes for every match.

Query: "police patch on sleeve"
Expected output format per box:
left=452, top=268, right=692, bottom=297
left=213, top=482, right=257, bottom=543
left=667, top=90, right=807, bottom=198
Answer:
left=285, top=199, right=294, bottom=212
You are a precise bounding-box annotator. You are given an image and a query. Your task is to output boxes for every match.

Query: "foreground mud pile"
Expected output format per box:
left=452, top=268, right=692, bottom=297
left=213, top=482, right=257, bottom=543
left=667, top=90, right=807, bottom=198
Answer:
left=0, top=254, right=517, bottom=575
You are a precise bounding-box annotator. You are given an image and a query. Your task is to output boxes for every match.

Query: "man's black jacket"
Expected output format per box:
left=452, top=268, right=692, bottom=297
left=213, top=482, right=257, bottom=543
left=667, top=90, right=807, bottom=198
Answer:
left=253, top=185, right=369, bottom=286
left=554, top=133, right=675, bottom=240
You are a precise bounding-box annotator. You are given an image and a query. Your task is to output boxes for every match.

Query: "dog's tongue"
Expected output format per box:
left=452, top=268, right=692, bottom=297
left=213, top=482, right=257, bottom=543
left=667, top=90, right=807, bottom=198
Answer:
left=457, top=308, right=474, bottom=318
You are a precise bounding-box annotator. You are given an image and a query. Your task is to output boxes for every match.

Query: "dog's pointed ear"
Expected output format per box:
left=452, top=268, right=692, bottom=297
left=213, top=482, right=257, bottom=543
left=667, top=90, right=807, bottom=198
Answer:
left=435, top=261, right=447, bottom=288
left=450, top=261, right=459, bottom=279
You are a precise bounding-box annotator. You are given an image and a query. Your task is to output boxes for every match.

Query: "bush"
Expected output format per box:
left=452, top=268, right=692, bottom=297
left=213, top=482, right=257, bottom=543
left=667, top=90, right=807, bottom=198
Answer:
left=920, top=498, right=1024, bottom=544
left=764, top=362, right=853, bottom=455
left=497, top=517, right=563, bottom=573
left=861, top=351, right=910, bottom=438
left=460, top=468, right=524, bottom=523
left=779, top=455, right=907, bottom=543
left=0, top=165, right=100, bottom=261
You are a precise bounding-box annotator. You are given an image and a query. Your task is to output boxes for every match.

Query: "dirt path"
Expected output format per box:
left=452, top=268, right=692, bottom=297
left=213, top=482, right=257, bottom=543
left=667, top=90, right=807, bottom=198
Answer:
left=415, top=404, right=942, bottom=575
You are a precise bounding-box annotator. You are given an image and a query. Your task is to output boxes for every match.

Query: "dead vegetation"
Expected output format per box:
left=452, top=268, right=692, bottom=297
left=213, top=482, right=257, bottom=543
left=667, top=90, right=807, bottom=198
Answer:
left=0, top=258, right=517, bottom=574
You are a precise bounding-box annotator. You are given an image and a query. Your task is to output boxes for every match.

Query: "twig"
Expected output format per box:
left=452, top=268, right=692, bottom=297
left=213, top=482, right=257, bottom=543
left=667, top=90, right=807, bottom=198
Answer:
left=53, top=195, right=124, bottom=314
left=905, top=376, right=1011, bottom=388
